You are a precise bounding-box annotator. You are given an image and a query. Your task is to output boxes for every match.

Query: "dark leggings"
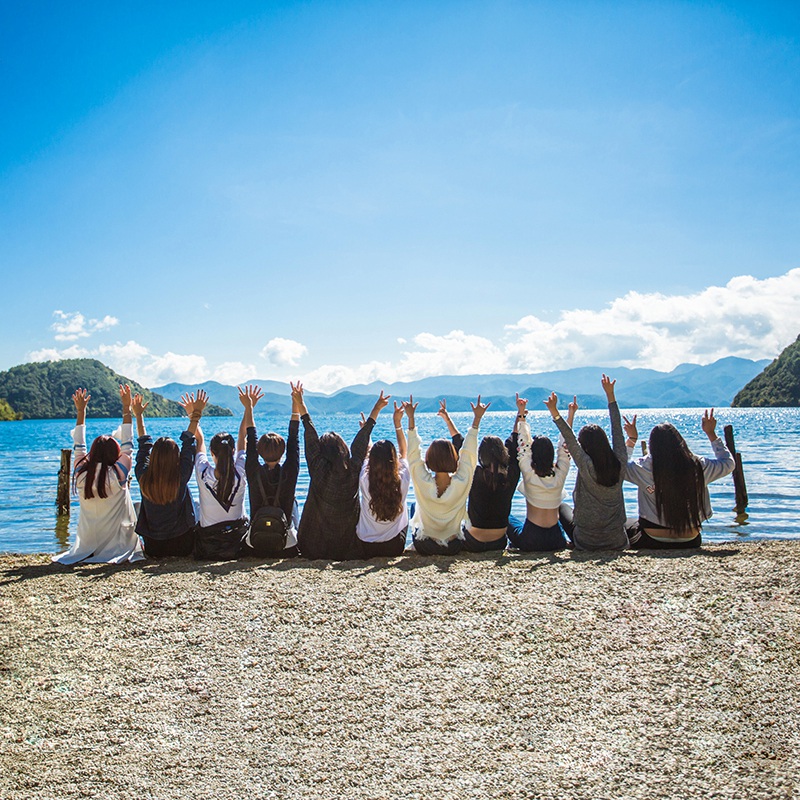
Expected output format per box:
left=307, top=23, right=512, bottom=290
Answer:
left=141, top=528, right=195, bottom=558
left=412, top=534, right=464, bottom=556
left=626, top=518, right=702, bottom=549
left=506, top=504, right=575, bottom=552
left=462, top=527, right=508, bottom=553
left=360, top=528, right=407, bottom=558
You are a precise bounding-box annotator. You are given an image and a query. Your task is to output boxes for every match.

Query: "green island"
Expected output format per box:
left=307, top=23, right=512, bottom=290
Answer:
left=0, top=358, right=232, bottom=419
left=732, top=335, right=800, bottom=407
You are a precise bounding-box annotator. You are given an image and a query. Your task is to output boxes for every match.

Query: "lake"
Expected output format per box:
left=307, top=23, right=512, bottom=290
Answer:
left=0, top=407, right=797, bottom=554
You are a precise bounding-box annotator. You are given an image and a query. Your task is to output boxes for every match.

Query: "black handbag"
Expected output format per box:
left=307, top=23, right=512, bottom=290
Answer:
left=194, top=517, right=249, bottom=561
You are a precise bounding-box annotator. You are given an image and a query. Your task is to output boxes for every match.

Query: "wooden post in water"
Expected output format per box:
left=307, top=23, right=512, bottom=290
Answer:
left=56, top=448, right=71, bottom=516
left=723, top=424, right=748, bottom=517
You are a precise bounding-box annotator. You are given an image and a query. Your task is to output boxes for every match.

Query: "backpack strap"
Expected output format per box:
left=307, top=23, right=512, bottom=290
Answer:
left=256, top=464, right=283, bottom=508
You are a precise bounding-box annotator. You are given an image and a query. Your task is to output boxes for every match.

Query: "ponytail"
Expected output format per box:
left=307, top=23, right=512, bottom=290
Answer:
left=210, top=432, right=237, bottom=506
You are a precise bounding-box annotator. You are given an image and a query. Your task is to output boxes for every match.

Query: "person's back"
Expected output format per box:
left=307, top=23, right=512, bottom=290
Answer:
left=546, top=377, right=628, bottom=551
left=241, top=383, right=301, bottom=557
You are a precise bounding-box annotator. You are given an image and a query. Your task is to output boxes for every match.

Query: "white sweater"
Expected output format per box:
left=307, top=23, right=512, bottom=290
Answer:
left=407, top=426, right=478, bottom=543
left=516, top=419, right=571, bottom=511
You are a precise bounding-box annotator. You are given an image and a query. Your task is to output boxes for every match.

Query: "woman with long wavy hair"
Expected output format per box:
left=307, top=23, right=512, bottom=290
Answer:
left=297, top=387, right=390, bottom=560
left=623, top=411, right=734, bottom=548
left=356, top=401, right=411, bottom=558
left=132, top=389, right=207, bottom=557
left=53, top=385, right=143, bottom=565
left=544, top=375, right=629, bottom=551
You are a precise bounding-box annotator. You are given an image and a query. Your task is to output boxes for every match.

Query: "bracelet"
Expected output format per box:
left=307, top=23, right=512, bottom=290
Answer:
left=395, top=425, right=403, bottom=430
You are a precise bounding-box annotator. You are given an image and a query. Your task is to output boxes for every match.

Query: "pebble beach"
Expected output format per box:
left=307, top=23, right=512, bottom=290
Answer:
left=1, top=541, right=798, bottom=800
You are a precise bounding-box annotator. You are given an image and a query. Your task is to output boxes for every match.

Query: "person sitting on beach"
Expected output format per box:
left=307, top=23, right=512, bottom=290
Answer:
left=53, top=385, right=143, bottom=565
left=544, top=375, right=628, bottom=551
left=239, top=383, right=301, bottom=559
left=437, top=398, right=521, bottom=553
left=510, top=392, right=576, bottom=551
left=193, top=402, right=249, bottom=560
left=131, top=389, right=207, bottom=558
left=296, top=386, right=387, bottom=560
left=623, top=411, right=735, bottom=549
left=356, top=400, right=411, bottom=558
left=404, top=394, right=490, bottom=556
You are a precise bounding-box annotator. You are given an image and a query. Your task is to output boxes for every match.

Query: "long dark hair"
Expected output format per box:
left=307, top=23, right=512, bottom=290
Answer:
left=649, top=423, right=706, bottom=533
left=210, top=432, right=237, bottom=505
left=367, top=440, right=403, bottom=521
left=139, top=437, right=180, bottom=505
left=319, top=432, right=350, bottom=470
left=75, top=435, right=121, bottom=500
left=577, top=424, right=620, bottom=487
left=531, top=436, right=556, bottom=478
left=478, top=435, right=509, bottom=489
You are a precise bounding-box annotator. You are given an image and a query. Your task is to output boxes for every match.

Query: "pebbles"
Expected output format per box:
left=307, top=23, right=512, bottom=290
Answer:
left=1, top=542, right=798, bottom=799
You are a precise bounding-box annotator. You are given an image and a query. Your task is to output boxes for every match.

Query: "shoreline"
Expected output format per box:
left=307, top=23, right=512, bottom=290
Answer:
left=1, top=540, right=798, bottom=799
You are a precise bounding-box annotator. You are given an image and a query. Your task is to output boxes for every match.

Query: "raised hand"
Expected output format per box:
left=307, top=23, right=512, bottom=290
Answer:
left=543, top=392, right=559, bottom=418
left=119, top=384, right=132, bottom=411
left=369, top=389, right=391, bottom=420
left=567, top=395, right=579, bottom=426
left=701, top=408, right=717, bottom=440
left=402, top=395, right=419, bottom=421
left=290, top=381, right=307, bottom=416
left=437, top=399, right=449, bottom=419
left=72, top=388, right=90, bottom=412
left=515, top=392, right=528, bottom=416
left=131, top=393, right=149, bottom=417
left=470, top=394, right=491, bottom=426
left=249, top=385, right=264, bottom=408
left=359, top=411, right=368, bottom=429
left=238, top=385, right=251, bottom=408
left=601, top=374, right=616, bottom=401
left=623, top=414, right=638, bottom=441
left=393, top=401, right=404, bottom=429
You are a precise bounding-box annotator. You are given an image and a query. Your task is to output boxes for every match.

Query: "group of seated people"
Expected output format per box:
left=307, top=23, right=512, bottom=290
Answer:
left=52, top=376, right=735, bottom=565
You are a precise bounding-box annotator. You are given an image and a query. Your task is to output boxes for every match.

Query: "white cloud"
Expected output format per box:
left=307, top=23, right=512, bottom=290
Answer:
left=51, top=310, right=119, bottom=341
left=29, top=340, right=209, bottom=387
left=213, top=361, right=257, bottom=385
left=300, top=269, right=800, bottom=391
left=260, top=337, right=308, bottom=367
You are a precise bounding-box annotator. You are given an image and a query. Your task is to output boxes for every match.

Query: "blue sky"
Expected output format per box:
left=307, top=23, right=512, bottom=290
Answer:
left=2, top=1, right=799, bottom=391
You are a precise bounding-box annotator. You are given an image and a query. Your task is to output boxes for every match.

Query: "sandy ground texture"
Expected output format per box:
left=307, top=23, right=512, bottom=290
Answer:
left=1, top=541, right=798, bottom=800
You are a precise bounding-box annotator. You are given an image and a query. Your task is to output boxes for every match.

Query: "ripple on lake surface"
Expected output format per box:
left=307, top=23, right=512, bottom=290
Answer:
left=1, top=407, right=797, bottom=554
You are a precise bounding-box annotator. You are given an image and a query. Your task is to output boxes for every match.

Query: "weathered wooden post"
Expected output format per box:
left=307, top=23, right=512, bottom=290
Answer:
left=56, top=448, right=71, bottom=516
left=723, top=424, right=748, bottom=518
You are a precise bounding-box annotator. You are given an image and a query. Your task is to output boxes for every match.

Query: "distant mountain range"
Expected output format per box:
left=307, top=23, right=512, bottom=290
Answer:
left=153, top=356, right=770, bottom=413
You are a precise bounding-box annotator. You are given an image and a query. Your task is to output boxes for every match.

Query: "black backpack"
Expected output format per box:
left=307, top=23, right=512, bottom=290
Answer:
left=248, top=468, right=289, bottom=556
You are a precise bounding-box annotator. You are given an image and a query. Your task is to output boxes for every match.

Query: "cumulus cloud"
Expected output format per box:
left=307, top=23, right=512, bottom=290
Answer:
left=260, top=337, right=308, bottom=367
left=51, top=310, right=119, bottom=341
left=213, top=361, right=258, bottom=385
left=29, top=340, right=209, bottom=387
left=300, top=269, right=800, bottom=391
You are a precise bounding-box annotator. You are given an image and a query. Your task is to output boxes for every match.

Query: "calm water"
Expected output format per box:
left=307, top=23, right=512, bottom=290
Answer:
left=0, top=407, right=797, bottom=554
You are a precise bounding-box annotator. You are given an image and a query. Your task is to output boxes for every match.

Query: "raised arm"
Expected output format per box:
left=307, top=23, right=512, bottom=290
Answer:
left=545, top=391, right=591, bottom=473
left=470, top=394, right=490, bottom=431
left=179, top=390, right=208, bottom=439
left=132, top=393, right=149, bottom=438
left=393, top=401, right=407, bottom=459
left=700, top=409, right=735, bottom=482
left=238, top=384, right=264, bottom=450
left=351, top=391, right=387, bottom=466
left=437, top=399, right=461, bottom=438
left=72, top=389, right=89, bottom=464
left=601, top=375, right=627, bottom=463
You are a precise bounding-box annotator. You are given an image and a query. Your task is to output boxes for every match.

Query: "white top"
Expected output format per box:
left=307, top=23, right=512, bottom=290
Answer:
left=356, top=457, right=411, bottom=543
left=517, top=419, right=572, bottom=511
left=407, top=426, right=478, bottom=543
left=53, top=423, right=143, bottom=565
left=195, top=449, right=247, bottom=527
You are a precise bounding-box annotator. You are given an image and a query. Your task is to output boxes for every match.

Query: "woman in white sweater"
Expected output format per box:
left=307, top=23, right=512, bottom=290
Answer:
left=510, top=393, right=577, bottom=551
left=53, top=385, right=143, bottom=565
left=403, top=394, right=489, bottom=555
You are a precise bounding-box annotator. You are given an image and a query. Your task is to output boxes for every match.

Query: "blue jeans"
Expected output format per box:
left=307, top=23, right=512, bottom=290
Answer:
left=506, top=514, right=568, bottom=552
left=462, top=526, right=508, bottom=552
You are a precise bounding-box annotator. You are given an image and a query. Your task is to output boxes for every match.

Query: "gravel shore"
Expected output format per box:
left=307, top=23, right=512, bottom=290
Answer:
left=1, top=541, right=798, bottom=799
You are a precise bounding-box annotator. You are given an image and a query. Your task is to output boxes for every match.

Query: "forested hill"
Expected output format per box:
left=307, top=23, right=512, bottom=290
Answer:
left=0, top=359, right=232, bottom=419
left=732, top=336, right=800, bottom=407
